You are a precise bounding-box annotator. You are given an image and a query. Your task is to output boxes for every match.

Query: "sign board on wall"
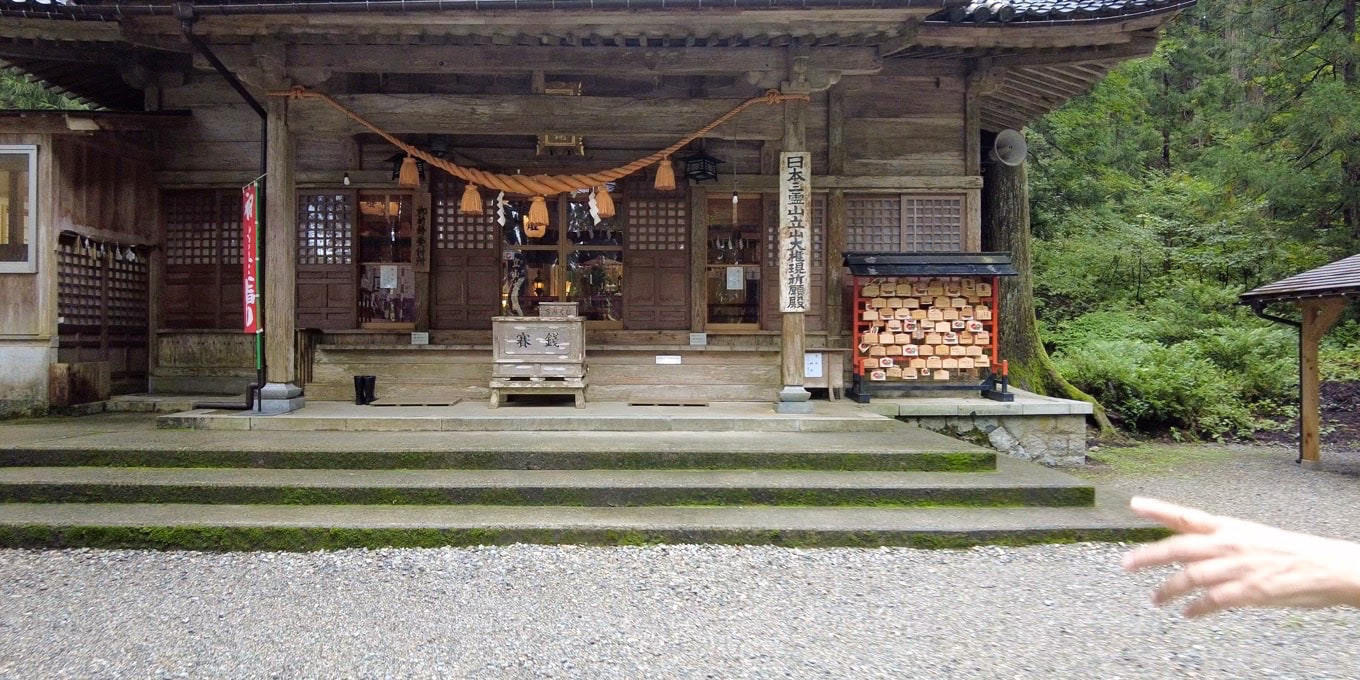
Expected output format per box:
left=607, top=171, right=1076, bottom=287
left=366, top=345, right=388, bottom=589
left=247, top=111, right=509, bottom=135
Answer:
left=779, top=151, right=811, bottom=313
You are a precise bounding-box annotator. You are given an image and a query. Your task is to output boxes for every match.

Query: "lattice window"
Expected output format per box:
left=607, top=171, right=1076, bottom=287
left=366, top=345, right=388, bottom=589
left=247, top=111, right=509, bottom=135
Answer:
left=431, top=176, right=498, bottom=250
left=165, top=191, right=219, bottom=266
left=847, top=194, right=963, bottom=252
left=57, top=237, right=101, bottom=327
left=847, top=196, right=900, bottom=252
left=57, top=235, right=148, bottom=329
left=764, top=195, right=826, bottom=267
left=904, top=197, right=962, bottom=252
left=436, top=204, right=497, bottom=250
left=626, top=198, right=687, bottom=251
left=108, top=253, right=149, bottom=328
left=219, top=194, right=243, bottom=265
left=297, top=193, right=353, bottom=265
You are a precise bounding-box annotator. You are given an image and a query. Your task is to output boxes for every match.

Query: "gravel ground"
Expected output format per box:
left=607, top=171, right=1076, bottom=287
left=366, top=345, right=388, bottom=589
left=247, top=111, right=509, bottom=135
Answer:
left=4, top=445, right=1360, bottom=679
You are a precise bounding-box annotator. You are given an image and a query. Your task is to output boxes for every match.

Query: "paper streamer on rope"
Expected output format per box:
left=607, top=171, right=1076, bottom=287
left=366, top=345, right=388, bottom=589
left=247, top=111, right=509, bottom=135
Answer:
left=588, top=189, right=601, bottom=225
left=495, top=191, right=507, bottom=227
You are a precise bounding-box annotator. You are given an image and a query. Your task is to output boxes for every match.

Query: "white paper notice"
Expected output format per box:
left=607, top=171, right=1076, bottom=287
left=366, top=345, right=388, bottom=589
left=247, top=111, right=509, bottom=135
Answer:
left=380, top=265, right=398, bottom=289
left=804, top=352, right=824, bottom=378
left=726, top=266, right=744, bottom=291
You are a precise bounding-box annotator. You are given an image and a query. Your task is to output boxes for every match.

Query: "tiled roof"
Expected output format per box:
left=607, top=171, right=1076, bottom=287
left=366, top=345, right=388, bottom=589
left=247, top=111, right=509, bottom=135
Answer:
left=928, top=0, right=1191, bottom=23
left=1240, top=254, right=1360, bottom=304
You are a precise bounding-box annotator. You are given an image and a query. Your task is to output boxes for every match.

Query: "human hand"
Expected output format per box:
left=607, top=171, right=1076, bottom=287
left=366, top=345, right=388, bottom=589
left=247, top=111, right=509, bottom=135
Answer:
left=1121, top=496, right=1360, bottom=617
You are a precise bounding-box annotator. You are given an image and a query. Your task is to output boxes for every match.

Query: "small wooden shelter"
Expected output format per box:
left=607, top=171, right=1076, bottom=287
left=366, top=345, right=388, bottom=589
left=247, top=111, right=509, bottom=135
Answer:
left=1240, top=254, right=1360, bottom=467
left=0, top=0, right=1192, bottom=414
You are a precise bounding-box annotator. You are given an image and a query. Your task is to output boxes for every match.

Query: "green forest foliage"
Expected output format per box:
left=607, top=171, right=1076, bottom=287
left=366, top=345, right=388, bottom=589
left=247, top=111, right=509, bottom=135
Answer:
left=1030, top=0, right=1360, bottom=439
left=0, top=68, right=85, bottom=110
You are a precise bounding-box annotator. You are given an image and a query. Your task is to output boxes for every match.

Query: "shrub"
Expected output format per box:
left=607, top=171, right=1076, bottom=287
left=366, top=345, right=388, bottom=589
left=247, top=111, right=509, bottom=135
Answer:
left=1054, top=338, right=1254, bottom=439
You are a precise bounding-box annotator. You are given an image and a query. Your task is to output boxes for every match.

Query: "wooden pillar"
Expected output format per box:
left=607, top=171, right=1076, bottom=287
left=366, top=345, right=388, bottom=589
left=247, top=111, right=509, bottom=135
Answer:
left=777, top=91, right=810, bottom=409
left=1299, top=298, right=1347, bottom=466
left=826, top=189, right=846, bottom=343
left=690, top=183, right=707, bottom=331
left=263, top=96, right=299, bottom=392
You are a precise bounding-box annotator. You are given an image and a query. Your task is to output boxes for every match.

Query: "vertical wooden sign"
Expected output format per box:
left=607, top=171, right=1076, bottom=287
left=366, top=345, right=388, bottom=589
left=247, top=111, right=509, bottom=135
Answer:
left=241, top=182, right=261, bottom=334
left=412, top=191, right=431, bottom=273
left=779, top=151, right=811, bottom=312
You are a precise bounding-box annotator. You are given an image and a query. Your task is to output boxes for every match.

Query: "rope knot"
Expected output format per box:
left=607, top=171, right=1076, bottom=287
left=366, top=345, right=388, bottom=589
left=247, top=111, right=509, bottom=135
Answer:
left=762, top=89, right=784, bottom=104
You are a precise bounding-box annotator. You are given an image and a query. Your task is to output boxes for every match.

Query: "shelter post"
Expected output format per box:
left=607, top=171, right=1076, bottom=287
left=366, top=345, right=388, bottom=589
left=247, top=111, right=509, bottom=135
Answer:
left=1299, top=298, right=1347, bottom=467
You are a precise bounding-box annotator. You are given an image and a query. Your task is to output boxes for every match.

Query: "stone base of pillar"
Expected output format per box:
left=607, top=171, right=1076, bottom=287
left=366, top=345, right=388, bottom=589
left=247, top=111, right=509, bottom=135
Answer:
left=775, top=385, right=814, bottom=414
left=256, top=382, right=305, bottom=415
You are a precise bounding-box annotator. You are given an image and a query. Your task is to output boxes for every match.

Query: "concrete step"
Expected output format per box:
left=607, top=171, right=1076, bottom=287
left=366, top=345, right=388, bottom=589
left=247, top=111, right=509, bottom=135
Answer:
left=0, top=427, right=994, bottom=472
left=0, top=457, right=1087, bottom=507
left=0, top=491, right=1165, bottom=551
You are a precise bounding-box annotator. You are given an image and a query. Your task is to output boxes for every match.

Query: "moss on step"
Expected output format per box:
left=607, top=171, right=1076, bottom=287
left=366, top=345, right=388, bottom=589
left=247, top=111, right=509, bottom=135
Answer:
left=1, top=483, right=1093, bottom=508
left=0, top=449, right=994, bottom=472
left=0, top=524, right=1172, bottom=552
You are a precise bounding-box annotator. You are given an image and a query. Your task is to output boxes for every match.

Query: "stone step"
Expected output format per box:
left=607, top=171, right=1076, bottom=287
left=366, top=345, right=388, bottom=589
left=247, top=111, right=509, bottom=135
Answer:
left=1, top=428, right=994, bottom=472
left=153, top=400, right=906, bottom=433
left=0, top=456, right=1087, bottom=507
left=0, top=492, right=1164, bottom=551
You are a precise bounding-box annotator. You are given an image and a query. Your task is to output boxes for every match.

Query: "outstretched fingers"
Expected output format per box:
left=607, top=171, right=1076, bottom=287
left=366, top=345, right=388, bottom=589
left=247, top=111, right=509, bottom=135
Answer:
left=1129, top=497, right=1229, bottom=535
left=1122, top=533, right=1238, bottom=572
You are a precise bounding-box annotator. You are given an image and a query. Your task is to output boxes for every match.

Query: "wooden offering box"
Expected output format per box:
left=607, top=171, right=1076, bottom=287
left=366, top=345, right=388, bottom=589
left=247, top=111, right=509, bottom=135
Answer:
left=490, top=314, right=586, bottom=407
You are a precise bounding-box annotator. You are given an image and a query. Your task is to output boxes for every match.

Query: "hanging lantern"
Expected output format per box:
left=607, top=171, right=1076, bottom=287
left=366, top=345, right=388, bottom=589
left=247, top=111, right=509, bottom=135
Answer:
left=460, top=183, right=484, bottom=215
left=683, top=150, right=724, bottom=183
left=653, top=157, right=676, bottom=191
left=397, top=155, right=421, bottom=187
left=594, top=185, right=615, bottom=219
left=525, top=195, right=550, bottom=238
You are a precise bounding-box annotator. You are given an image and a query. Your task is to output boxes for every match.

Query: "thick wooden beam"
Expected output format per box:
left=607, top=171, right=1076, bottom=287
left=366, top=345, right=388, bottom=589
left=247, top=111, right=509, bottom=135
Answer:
left=915, top=13, right=1169, bottom=49
left=286, top=94, right=786, bottom=140
left=0, top=111, right=191, bottom=134
left=209, top=44, right=881, bottom=77
left=985, top=35, right=1159, bottom=68
left=1299, top=298, right=1348, bottom=466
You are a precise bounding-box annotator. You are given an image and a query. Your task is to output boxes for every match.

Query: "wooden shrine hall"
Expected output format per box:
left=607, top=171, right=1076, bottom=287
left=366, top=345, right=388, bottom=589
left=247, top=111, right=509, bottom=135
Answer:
left=0, top=0, right=1193, bottom=415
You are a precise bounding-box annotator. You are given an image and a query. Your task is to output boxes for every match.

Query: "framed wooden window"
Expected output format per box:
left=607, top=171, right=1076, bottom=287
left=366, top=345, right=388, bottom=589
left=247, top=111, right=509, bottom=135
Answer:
left=0, top=145, right=38, bottom=273
left=847, top=194, right=963, bottom=253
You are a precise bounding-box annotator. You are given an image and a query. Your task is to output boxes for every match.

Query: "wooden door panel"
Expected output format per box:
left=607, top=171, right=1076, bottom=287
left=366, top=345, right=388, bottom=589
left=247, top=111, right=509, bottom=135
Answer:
left=296, top=265, right=355, bottom=330
left=432, top=249, right=498, bottom=329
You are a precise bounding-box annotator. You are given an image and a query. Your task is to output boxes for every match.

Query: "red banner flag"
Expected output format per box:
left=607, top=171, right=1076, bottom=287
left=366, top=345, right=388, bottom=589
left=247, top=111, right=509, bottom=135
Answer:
left=242, top=183, right=261, bottom=334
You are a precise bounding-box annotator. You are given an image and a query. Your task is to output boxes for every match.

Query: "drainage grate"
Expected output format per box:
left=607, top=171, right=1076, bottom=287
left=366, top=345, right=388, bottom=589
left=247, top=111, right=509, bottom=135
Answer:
left=628, top=401, right=709, bottom=407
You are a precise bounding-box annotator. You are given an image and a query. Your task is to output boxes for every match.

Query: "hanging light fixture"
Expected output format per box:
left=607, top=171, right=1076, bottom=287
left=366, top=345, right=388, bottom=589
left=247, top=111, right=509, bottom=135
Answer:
left=460, top=183, right=484, bottom=215
left=682, top=149, right=724, bottom=183
left=653, top=157, right=676, bottom=191
left=593, top=185, right=615, bottom=220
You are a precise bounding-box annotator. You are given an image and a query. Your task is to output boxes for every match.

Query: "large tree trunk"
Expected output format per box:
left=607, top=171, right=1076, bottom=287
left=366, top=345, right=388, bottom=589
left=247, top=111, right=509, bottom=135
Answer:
left=1342, top=0, right=1360, bottom=242
left=982, top=157, right=1117, bottom=436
